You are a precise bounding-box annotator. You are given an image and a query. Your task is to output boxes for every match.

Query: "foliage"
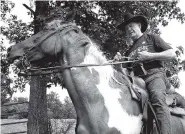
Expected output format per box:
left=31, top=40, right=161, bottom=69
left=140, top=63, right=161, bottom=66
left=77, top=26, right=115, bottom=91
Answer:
left=1, top=37, right=13, bottom=104
left=0, top=0, right=32, bottom=101
left=1, top=0, right=33, bottom=43
left=47, top=91, right=76, bottom=119
left=1, top=73, right=13, bottom=104
left=47, top=91, right=63, bottom=119
left=163, top=46, right=185, bottom=88
left=62, top=97, right=76, bottom=119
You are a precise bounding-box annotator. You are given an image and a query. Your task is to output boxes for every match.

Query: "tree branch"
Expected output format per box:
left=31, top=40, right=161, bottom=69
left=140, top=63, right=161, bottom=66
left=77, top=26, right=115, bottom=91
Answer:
left=23, top=4, right=35, bottom=15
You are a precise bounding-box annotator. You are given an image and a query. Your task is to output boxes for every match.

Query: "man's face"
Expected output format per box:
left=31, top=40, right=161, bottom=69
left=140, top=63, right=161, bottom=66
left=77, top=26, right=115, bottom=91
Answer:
left=125, top=22, right=141, bottom=39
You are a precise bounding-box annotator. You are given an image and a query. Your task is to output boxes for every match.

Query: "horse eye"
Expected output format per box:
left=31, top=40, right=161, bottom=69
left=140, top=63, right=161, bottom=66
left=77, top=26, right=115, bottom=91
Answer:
left=82, top=42, right=88, bottom=47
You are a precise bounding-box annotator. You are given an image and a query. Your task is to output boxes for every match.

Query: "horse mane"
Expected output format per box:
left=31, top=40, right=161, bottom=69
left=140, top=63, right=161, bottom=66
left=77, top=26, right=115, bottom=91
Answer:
left=84, top=39, right=108, bottom=64
left=81, top=37, right=117, bottom=83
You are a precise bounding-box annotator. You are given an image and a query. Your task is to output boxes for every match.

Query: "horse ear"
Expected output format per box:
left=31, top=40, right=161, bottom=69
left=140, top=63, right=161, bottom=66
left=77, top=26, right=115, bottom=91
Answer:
left=65, top=9, right=76, bottom=23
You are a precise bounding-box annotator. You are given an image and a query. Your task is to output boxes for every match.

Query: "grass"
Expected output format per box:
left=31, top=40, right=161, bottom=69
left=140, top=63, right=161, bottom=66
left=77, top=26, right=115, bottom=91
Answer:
left=1, top=119, right=76, bottom=134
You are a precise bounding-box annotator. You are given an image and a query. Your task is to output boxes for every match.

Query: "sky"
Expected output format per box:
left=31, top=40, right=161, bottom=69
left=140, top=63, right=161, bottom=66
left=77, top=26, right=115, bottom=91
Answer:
left=4, top=0, right=185, bottom=100
left=160, top=0, right=185, bottom=48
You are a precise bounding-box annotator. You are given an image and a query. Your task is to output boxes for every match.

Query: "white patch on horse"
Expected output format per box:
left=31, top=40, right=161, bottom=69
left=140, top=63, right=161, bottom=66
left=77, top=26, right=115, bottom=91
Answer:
left=82, top=43, right=143, bottom=134
left=95, top=66, right=142, bottom=134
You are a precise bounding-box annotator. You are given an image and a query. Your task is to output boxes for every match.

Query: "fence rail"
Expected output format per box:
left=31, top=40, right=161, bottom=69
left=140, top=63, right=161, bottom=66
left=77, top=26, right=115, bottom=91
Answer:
left=1, top=120, right=28, bottom=126
left=4, top=131, right=27, bottom=134
left=1, top=111, right=28, bottom=116
left=2, top=101, right=29, bottom=107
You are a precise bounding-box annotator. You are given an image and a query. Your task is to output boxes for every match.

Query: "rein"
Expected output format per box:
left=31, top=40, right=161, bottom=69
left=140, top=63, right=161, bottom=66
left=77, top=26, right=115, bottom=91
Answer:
left=18, top=60, right=139, bottom=76
left=18, top=22, right=140, bottom=76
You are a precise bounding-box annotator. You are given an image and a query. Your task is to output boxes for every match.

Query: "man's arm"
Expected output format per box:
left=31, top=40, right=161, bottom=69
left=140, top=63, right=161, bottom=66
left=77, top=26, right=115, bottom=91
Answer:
left=151, top=49, right=176, bottom=60
left=138, top=34, right=177, bottom=61
left=137, top=48, right=176, bottom=61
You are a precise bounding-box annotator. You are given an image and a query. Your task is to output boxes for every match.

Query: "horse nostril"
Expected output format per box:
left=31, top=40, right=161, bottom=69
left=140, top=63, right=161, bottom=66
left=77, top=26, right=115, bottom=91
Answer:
left=7, top=46, right=12, bottom=53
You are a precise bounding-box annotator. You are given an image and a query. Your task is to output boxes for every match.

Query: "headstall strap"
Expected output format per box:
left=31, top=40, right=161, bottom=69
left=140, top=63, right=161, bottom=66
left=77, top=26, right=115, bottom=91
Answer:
left=18, top=24, right=78, bottom=75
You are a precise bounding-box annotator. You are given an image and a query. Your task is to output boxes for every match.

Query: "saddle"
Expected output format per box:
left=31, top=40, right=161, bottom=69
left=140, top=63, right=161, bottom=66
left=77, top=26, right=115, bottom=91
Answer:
left=130, top=75, right=185, bottom=117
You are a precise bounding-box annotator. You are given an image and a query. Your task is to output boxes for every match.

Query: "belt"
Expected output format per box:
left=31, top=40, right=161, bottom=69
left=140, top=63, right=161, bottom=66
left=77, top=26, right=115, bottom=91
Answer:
left=132, top=63, right=163, bottom=76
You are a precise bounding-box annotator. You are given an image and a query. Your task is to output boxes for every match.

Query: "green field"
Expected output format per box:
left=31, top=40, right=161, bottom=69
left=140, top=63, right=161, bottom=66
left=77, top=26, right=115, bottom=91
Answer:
left=1, top=119, right=76, bottom=134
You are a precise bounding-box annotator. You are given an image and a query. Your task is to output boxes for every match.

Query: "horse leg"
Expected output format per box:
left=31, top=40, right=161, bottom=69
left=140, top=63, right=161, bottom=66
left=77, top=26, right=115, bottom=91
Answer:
left=151, top=115, right=185, bottom=134
left=76, top=124, right=90, bottom=134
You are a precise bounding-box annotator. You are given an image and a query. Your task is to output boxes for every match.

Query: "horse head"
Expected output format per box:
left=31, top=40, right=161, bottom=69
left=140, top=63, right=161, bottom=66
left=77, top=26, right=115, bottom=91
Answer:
left=7, top=10, right=78, bottom=69
left=7, top=21, right=81, bottom=67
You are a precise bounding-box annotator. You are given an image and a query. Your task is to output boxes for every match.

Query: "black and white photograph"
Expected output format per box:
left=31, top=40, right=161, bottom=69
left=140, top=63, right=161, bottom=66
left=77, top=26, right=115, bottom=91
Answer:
left=1, top=0, right=185, bottom=134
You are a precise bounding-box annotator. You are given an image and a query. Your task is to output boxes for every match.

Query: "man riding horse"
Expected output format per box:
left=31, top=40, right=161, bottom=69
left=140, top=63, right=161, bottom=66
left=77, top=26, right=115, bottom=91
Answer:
left=117, top=13, right=181, bottom=134
left=116, top=13, right=179, bottom=134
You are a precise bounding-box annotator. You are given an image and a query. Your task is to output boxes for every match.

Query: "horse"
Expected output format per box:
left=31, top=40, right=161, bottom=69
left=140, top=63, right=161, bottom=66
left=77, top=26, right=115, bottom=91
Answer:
left=7, top=19, right=185, bottom=134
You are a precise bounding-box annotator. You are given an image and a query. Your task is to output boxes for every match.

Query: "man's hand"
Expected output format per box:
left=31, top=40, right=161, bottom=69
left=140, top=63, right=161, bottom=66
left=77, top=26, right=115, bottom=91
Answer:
left=137, top=51, right=154, bottom=61
left=113, top=52, right=129, bottom=75
left=113, top=52, right=122, bottom=61
left=113, top=52, right=123, bottom=72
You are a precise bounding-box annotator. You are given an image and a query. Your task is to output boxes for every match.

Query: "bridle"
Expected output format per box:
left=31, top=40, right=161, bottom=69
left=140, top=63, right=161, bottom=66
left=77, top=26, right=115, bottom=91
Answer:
left=18, top=23, right=80, bottom=73
left=18, top=23, right=140, bottom=76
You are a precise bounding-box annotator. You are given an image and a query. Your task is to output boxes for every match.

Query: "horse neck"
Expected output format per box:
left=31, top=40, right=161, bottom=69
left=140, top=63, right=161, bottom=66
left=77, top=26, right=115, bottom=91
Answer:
left=58, top=34, right=143, bottom=134
left=67, top=41, right=139, bottom=109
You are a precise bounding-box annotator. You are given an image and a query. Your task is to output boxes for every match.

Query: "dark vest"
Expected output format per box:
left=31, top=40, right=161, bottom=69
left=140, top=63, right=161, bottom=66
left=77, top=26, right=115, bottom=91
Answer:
left=126, top=33, right=165, bottom=76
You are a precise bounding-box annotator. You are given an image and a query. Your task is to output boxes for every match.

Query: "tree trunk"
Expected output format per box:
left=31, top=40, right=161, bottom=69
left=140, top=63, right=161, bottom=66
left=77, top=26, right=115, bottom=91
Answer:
left=27, top=76, right=48, bottom=134
left=27, top=1, right=50, bottom=134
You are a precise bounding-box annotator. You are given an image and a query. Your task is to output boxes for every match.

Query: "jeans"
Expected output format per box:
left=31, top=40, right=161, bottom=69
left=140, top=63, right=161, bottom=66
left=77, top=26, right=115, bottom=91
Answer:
left=142, top=72, right=171, bottom=134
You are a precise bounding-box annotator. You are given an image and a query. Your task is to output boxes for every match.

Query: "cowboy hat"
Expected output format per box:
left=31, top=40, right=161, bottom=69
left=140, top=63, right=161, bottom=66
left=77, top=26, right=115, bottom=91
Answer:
left=117, top=13, right=148, bottom=33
